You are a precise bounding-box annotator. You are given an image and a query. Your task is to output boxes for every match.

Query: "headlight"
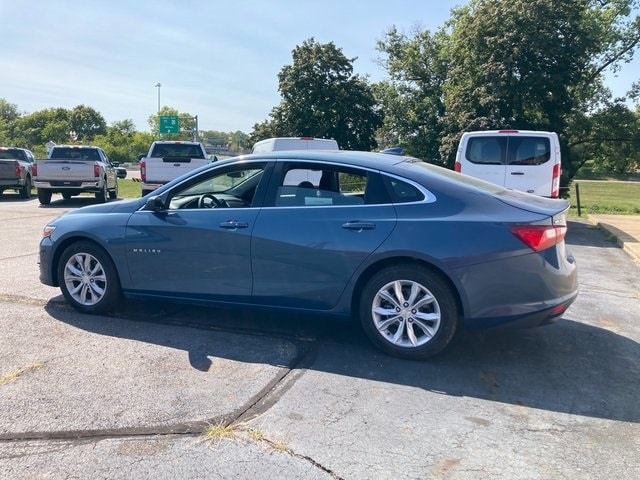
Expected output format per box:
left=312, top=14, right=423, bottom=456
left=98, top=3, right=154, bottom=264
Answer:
left=42, top=226, right=56, bottom=238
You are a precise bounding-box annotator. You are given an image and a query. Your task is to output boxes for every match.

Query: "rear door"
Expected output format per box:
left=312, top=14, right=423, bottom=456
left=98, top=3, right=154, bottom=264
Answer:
left=504, top=133, right=555, bottom=196
left=250, top=160, right=397, bottom=310
left=459, top=134, right=507, bottom=187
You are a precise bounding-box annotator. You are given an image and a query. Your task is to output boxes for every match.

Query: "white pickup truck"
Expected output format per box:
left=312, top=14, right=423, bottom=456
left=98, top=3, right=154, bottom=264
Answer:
left=138, top=141, right=212, bottom=196
left=33, top=145, right=119, bottom=205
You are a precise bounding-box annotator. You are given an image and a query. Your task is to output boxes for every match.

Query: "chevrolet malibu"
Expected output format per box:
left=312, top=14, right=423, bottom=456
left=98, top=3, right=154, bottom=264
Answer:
left=39, top=151, right=578, bottom=359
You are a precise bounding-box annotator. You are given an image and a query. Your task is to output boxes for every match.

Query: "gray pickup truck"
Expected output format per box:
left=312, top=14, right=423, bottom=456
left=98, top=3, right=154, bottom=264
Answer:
left=34, top=145, right=119, bottom=205
left=0, top=147, right=36, bottom=199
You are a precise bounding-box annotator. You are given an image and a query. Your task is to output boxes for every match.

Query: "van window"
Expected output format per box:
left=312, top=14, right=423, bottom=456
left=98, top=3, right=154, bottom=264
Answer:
left=508, top=137, right=551, bottom=166
left=466, top=137, right=506, bottom=165
left=465, top=136, right=550, bottom=166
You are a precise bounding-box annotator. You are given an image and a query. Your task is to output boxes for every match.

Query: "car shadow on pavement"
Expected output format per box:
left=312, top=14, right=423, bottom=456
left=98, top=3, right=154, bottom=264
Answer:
left=44, top=299, right=640, bottom=424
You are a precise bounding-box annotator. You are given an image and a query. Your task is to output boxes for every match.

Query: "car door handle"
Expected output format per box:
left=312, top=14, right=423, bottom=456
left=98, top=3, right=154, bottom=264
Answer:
left=510, top=172, right=525, bottom=175
left=342, top=221, right=376, bottom=231
left=219, top=221, right=249, bottom=230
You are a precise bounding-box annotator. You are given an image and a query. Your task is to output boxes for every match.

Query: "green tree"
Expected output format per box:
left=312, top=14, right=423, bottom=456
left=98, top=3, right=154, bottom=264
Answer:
left=441, top=0, right=640, bottom=175
left=375, top=27, right=449, bottom=162
left=93, top=119, right=154, bottom=164
left=69, top=105, right=107, bottom=140
left=0, top=99, right=20, bottom=144
left=13, top=107, right=70, bottom=148
left=249, top=38, right=383, bottom=150
left=376, top=0, right=640, bottom=177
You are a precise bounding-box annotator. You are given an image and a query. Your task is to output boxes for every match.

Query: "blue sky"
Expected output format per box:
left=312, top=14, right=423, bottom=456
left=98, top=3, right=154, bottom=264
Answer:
left=1, top=0, right=638, bottom=134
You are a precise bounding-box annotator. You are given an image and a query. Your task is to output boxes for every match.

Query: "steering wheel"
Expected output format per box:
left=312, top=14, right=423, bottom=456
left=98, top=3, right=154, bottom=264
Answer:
left=198, top=194, right=228, bottom=208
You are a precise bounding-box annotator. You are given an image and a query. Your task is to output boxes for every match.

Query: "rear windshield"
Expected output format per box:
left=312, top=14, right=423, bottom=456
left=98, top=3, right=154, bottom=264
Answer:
left=151, top=144, right=204, bottom=158
left=50, top=148, right=100, bottom=160
left=465, top=136, right=551, bottom=166
left=0, top=149, right=26, bottom=160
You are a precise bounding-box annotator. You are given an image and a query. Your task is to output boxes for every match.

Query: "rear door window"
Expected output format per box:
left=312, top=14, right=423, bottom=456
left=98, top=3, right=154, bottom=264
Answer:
left=465, top=137, right=506, bottom=165
left=507, top=137, right=551, bottom=165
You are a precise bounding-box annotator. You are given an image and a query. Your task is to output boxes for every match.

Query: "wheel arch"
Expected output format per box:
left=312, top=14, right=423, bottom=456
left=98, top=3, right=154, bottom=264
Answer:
left=50, top=235, right=121, bottom=288
left=350, top=256, right=465, bottom=321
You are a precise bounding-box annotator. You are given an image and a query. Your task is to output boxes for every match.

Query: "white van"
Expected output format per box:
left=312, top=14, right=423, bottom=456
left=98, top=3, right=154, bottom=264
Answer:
left=454, top=130, right=561, bottom=197
left=251, top=137, right=339, bottom=153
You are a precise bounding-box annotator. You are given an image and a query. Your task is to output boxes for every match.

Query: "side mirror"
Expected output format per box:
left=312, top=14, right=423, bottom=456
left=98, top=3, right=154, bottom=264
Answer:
left=112, top=162, right=120, bottom=167
left=137, top=154, right=145, bottom=162
left=143, top=195, right=165, bottom=211
left=209, top=155, right=218, bottom=162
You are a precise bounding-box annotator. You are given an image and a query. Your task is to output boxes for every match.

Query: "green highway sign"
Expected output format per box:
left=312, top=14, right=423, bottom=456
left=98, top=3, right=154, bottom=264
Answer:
left=159, top=115, right=179, bottom=134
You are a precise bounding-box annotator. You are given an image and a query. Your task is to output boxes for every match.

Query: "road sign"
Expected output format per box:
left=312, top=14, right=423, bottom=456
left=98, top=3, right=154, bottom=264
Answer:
left=159, top=116, right=179, bottom=134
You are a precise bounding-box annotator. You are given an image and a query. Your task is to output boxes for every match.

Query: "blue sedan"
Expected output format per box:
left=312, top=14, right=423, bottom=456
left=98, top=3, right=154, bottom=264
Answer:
left=39, top=151, right=578, bottom=359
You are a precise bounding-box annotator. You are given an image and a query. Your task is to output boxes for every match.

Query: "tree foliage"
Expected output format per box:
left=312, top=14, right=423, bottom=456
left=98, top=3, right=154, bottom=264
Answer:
left=376, top=0, right=640, bottom=176
left=249, top=38, right=383, bottom=150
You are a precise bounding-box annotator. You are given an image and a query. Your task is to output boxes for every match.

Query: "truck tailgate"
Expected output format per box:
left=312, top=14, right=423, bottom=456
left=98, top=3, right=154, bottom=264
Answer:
left=0, top=160, right=18, bottom=180
left=146, top=158, right=209, bottom=183
left=36, top=160, right=96, bottom=181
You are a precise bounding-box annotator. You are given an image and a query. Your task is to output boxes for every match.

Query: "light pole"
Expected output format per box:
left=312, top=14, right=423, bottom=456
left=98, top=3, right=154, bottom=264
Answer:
left=155, top=82, right=161, bottom=114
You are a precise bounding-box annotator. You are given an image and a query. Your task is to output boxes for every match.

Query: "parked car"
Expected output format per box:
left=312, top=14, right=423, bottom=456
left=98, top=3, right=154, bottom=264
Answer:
left=0, top=146, right=36, bottom=198
left=39, top=150, right=578, bottom=359
left=115, top=166, right=127, bottom=179
left=454, top=130, right=562, bottom=197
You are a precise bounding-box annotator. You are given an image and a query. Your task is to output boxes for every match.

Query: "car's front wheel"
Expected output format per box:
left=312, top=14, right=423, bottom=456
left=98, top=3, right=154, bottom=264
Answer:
left=57, top=241, right=121, bottom=314
left=359, top=265, right=459, bottom=360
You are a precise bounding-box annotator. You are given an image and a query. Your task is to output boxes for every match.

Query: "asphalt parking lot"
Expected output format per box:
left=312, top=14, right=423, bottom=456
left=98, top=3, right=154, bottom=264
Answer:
left=0, top=193, right=639, bottom=479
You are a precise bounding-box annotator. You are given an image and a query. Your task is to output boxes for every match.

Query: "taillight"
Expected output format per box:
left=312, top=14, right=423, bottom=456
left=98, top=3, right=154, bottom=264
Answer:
left=32, top=162, right=38, bottom=176
left=454, top=161, right=461, bottom=172
left=94, top=162, right=100, bottom=177
left=15, top=162, right=21, bottom=177
left=140, top=160, right=146, bottom=182
left=511, top=225, right=567, bottom=252
left=551, top=164, right=560, bottom=198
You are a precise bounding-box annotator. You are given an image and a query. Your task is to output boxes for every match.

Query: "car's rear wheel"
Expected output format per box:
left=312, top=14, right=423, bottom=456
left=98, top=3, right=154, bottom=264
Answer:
left=62, top=192, right=72, bottom=200
left=37, top=189, right=52, bottom=205
left=19, top=175, right=32, bottom=199
left=57, top=241, right=121, bottom=314
left=359, top=266, right=458, bottom=360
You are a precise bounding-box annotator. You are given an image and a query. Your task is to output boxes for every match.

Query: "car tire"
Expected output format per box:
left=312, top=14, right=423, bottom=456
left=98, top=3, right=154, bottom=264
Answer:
left=19, top=175, right=32, bottom=199
left=62, top=192, right=72, bottom=200
left=95, top=180, right=107, bottom=203
left=359, top=265, right=459, bottom=360
left=57, top=241, right=121, bottom=314
left=109, top=181, right=118, bottom=200
left=37, top=189, right=52, bottom=205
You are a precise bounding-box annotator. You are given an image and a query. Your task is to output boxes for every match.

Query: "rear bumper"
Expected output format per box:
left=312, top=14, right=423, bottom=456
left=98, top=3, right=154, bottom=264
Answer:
left=464, top=290, right=578, bottom=330
left=34, top=180, right=103, bottom=192
left=0, top=178, right=25, bottom=187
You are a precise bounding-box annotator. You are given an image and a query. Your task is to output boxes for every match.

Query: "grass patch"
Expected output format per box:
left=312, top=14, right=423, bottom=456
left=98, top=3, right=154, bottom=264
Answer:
left=202, top=422, right=238, bottom=442
left=118, top=179, right=143, bottom=199
left=0, top=363, right=45, bottom=386
left=566, top=180, right=640, bottom=216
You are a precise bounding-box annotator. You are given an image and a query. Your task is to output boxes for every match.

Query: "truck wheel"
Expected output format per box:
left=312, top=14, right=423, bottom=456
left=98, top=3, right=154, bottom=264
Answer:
left=57, top=241, right=121, bottom=314
left=108, top=181, right=118, bottom=200
left=37, top=189, right=52, bottom=205
left=19, top=176, right=32, bottom=199
left=359, top=265, right=459, bottom=360
left=95, top=180, right=107, bottom=203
